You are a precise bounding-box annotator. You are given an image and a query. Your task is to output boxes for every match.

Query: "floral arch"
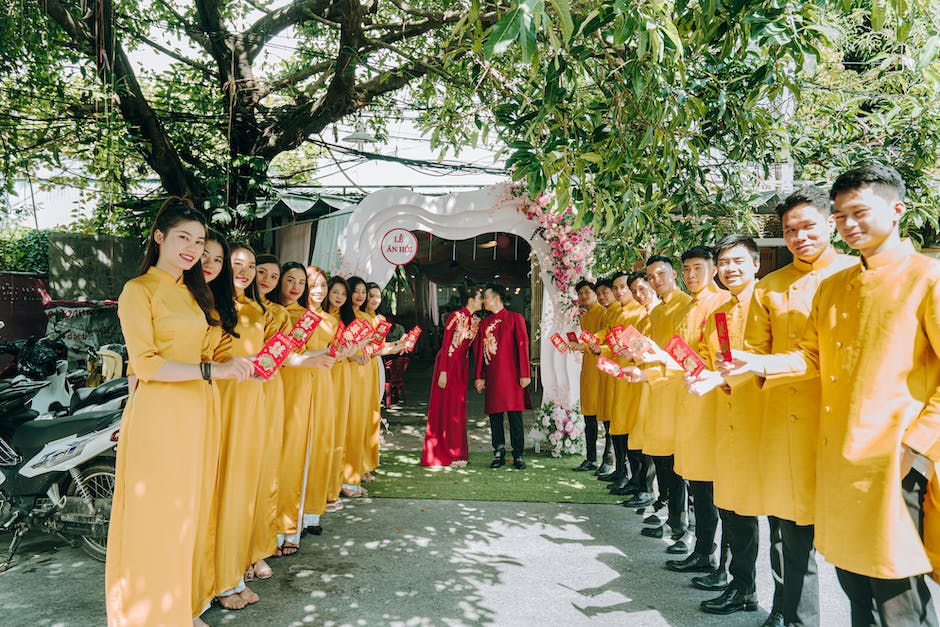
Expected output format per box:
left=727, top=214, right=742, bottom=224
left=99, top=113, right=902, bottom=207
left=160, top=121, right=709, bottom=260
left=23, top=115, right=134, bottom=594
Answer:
left=334, top=183, right=595, bottom=416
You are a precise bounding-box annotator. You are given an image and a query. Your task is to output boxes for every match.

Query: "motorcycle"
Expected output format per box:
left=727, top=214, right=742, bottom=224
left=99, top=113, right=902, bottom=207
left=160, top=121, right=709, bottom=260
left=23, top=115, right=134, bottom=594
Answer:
left=0, top=376, right=125, bottom=572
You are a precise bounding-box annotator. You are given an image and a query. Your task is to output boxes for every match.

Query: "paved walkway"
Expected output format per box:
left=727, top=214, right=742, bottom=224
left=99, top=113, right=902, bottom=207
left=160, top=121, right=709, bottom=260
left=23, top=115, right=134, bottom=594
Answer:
left=0, top=358, right=935, bottom=625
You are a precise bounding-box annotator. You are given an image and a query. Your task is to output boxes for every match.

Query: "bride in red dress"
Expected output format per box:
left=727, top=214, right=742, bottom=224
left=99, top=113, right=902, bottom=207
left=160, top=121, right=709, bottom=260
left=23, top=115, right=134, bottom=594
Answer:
left=420, top=286, right=483, bottom=467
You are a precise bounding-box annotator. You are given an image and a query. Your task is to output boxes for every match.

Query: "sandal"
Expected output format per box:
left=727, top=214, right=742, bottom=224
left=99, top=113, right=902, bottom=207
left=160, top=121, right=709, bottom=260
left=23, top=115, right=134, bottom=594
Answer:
left=243, top=568, right=254, bottom=582
left=253, top=560, right=273, bottom=579
left=326, top=499, right=344, bottom=512
left=277, top=542, right=299, bottom=557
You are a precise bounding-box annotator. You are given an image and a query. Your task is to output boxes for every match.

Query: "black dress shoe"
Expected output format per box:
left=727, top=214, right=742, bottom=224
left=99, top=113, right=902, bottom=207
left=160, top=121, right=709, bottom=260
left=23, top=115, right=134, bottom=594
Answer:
left=691, top=569, right=730, bottom=591
left=641, top=525, right=664, bottom=538
left=700, top=587, right=758, bottom=614
left=304, top=524, right=323, bottom=536
left=595, top=462, right=614, bottom=476
left=598, top=471, right=623, bottom=482
left=761, top=610, right=785, bottom=627
left=666, top=539, right=689, bottom=554
left=573, top=460, right=598, bottom=471
left=623, top=492, right=654, bottom=508
left=490, top=457, right=505, bottom=469
left=643, top=513, right=663, bottom=525
left=665, top=552, right=716, bottom=573
left=513, top=458, right=526, bottom=470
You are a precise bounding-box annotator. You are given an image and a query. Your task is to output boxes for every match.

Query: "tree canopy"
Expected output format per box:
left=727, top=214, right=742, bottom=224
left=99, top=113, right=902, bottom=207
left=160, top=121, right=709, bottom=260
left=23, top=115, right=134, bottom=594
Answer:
left=1, top=0, right=939, bottom=263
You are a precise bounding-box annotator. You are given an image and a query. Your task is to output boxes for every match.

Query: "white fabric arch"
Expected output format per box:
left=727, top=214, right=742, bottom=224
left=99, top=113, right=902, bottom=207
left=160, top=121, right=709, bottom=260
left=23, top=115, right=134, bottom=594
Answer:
left=335, top=184, right=580, bottom=409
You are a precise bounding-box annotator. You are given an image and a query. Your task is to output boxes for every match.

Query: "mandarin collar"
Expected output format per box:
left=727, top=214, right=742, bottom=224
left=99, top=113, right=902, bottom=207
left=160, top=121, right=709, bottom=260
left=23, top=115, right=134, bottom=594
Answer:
left=147, top=266, right=184, bottom=285
left=731, top=284, right=755, bottom=306
left=792, top=246, right=837, bottom=273
left=861, top=239, right=915, bottom=270
left=693, top=281, right=723, bottom=302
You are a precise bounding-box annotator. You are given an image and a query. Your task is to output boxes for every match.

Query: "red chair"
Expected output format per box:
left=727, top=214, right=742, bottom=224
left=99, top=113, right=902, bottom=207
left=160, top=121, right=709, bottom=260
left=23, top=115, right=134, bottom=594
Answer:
left=385, top=356, right=411, bottom=407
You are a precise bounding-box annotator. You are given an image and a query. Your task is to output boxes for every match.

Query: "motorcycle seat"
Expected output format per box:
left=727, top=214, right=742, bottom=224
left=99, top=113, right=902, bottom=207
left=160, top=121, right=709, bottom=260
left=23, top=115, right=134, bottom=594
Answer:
left=69, top=378, right=128, bottom=413
left=11, top=410, right=121, bottom=458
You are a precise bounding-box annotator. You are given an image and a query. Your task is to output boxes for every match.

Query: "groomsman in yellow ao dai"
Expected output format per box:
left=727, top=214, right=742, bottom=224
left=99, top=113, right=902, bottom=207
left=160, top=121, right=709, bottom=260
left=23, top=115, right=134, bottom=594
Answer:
left=726, top=165, right=940, bottom=626
left=570, top=279, right=607, bottom=472
left=743, top=187, right=857, bottom=626
left=594, top=278, right=620, bottom=480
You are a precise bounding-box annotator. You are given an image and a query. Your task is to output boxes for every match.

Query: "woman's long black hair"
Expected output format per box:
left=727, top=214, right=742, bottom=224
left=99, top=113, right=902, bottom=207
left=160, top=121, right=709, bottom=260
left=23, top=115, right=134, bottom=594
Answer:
left=270, top=261, right=309, bottom=309
left=340, top=275, right=366, bottom=325
left=139, top=197, right=217, bottom=327
left=327, top=276, right=349, bottom=320
left=255, top=253, right=281, bottom=301
left=229, top=242, right=265, bottom=313
left=204, top=230, right=239, bottom=336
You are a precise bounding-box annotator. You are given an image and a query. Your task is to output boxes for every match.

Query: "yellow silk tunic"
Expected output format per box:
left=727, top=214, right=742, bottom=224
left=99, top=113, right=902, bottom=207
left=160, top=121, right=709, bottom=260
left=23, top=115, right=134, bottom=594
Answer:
left=362, top=311, right=385, bottom=474
left=192, top=316, right=229, bottom=617
left=215, top=296, right=271, bottom=593
left=342, top=310, right=376, bottom=487
left=760, top=240, right=940, bottom=578
left=703, top=285, right=765, bottom=516
left=303, top=309, right=339, bottom=517
left=745, top=248, right=857, bottom=525
left=248, top=299, right=290, bottom=563
left=669, top=282, right=730, bottom=481
left=606, top=300, right=650, bottom=439
left=595, top=301, right=622, bottom=423
left=328, top=306, right=353, bottom=498
left=641, top=289, right=692, bottom=456
left=106, top=267, right=216, bottom=626
left=578, top=303, right=607, bottom=416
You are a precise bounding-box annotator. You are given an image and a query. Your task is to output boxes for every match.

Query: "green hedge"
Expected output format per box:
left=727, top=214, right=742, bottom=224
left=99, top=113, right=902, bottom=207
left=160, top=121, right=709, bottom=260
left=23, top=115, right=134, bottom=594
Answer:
left=0, top=229, right=49, bottom=274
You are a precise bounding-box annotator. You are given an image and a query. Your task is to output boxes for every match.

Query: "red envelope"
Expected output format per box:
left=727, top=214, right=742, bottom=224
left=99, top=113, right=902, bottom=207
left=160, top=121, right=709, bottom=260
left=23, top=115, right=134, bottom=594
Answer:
left=606, top=325, right=628, bottom=356
left=664, top=334, right=707, bottom=377
left=550, top=333, right=569, bottom=353
left=251, top=332, right=294, bottom=380
left=288, top=309, right=323, bottom=348
left=623, top=325, right=654, bottom=356
left=402, top=326, right=423, bottom=353
left=596, top=355, right=626, bottom=379
left=579, top=330, right=598, bottom=345
left=328, top=321, right=347, bottom=357
left=372, top=320, right=393, bottom=344
left=566, top=331, right=579, bottom=343
left=714, top=312, right=732, bottom=363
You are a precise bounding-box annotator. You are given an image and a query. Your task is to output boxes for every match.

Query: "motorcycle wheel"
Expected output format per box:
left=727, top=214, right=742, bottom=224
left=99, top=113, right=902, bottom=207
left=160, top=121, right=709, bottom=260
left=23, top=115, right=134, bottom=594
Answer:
left=65, top=459, right=115, bottom=562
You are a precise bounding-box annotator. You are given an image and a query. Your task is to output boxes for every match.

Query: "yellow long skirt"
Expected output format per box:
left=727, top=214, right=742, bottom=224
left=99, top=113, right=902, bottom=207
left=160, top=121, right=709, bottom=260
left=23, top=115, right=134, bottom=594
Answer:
left=276, top=366, right=313, bottom=536
left=361, top=358, right=382, bottom=474
left=214, top=379, right=266, bottom=593
left=105, top=379, right=215, bottom=626
left=328, top=361, right=352, bottom=498
left=303, top=368, right=337, bottom=516
left=192, top=385, right=222, bottom=616
left=342, top=360, right=372, bottom=487
left=249, top=373, right=284, bottom=563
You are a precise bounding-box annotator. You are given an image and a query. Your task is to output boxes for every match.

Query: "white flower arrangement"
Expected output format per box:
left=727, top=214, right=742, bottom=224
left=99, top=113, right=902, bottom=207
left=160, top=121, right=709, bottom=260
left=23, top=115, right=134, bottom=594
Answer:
left=535, top=401, right=585, bottom=457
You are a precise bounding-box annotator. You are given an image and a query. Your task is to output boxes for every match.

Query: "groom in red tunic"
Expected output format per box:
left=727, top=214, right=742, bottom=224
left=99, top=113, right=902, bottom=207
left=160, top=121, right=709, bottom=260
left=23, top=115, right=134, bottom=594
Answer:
left=474, top=283, right=532, bottom=470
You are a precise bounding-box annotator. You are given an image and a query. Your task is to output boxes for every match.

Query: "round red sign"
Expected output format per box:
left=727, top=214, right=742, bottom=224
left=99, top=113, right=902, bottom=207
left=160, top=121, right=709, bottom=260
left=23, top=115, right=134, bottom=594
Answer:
left=380, top=228, right=418, bottom=265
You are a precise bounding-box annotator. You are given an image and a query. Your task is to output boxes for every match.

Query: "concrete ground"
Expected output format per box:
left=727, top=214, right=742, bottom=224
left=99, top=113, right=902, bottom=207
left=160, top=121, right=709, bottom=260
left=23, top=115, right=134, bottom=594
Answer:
left=1, top=358, right=936, bottom=625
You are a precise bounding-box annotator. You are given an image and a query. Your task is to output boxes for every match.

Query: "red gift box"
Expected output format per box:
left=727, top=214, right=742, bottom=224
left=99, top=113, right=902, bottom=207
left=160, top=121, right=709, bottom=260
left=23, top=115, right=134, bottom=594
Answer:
left=596, top=355, right=626, bottom=378
left=664, top=334, right=707, bottom=377
left=550, top=333, right=569, bottom=353
left=714, top=312, right=732, bottom=363
left=252, top=332, right=294, bottom=380
left=288, top=309, right=323, bottom=348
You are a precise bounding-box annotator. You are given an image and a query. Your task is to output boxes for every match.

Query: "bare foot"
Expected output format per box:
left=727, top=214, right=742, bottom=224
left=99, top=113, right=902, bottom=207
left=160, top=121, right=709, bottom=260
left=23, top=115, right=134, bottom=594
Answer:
left=362, top=472, right=376, bottom=482
left=216, top=593, right=247, bottom=610
left=193, top=618, right=209, bottom=627
left=238, top=586, right=260, bottom=605
left=253, top=559, right=273, bottom=579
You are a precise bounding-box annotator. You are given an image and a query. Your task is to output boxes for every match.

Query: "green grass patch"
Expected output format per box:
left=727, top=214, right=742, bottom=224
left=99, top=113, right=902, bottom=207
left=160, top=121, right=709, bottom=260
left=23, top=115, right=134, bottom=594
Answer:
left=371, top=452, right=626, bottom=504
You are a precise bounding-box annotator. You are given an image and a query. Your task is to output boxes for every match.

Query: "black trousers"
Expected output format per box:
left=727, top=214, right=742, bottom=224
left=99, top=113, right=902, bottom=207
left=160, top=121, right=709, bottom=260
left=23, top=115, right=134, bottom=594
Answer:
left=626, top=446, right=655, bottom=493
left=835, top=469, right=938, bottom=627
left=611, top=434, right=628, bottom=477
left=489, top=411, right=525, bottom=459
left=769, top=516, right=819, bottom=626
left=689, top=480, right=719, bottom=557
left=719, top=508, right=759, bottom=595
left=584, top=415, right=598, bottom=462
left=601, top=420, right=613, bottom=465
left=651, top=455, right=687, bottom=533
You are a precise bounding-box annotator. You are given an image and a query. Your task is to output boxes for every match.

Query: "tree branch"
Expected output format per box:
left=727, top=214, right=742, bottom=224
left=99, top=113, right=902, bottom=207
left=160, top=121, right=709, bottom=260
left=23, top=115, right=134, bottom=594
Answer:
left=244, top=0, right=333, bottom=62
left=128, top=30, right=217, bottom=79
left=40, top=0, right=205, bottom=199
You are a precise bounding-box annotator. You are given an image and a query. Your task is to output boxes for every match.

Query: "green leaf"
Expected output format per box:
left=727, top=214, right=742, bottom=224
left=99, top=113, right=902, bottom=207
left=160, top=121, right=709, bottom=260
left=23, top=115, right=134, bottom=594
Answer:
left=548, top=0, right=574, bottom=42
left=917, top=36, right=940, bottom=71
left=483, top=10, right=522, bottom=59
